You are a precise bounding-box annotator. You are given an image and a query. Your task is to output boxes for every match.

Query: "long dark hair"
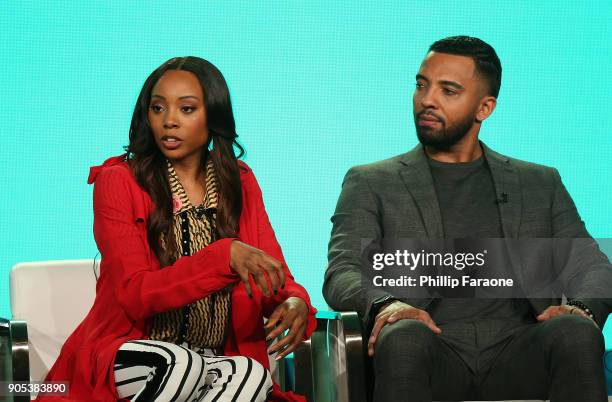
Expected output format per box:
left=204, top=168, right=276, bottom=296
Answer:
left=125, top=57, right=245, bottom=266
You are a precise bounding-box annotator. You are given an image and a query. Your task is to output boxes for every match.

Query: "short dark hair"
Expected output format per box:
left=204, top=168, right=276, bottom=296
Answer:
left=429, top=36, right=502, bottom=98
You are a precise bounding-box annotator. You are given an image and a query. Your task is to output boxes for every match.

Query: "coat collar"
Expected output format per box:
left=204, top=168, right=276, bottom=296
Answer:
left=397, top=145, right=444, bottom=238
left=481, top=142, right=522, bottom=239
left=88, top=154, right=251, bottom=185
left=87, top=154, right=128, bottom=184
left=397, top=141, right=521, bottom=239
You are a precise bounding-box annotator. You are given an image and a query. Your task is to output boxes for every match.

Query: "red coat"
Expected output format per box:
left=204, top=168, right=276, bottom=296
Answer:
left=36, top=155, right=317, bottom=402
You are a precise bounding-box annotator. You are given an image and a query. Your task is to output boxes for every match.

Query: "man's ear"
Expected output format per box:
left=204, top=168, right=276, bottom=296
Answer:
left=476, top=96, right=497, bottom=123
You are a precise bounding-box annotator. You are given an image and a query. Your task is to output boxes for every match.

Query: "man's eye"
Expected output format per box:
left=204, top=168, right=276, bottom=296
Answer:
left=443, top=88, right=457, bottom=95
left=415, top=82, right=425, bottom=89
left=150, top=104, right=164, bottom=113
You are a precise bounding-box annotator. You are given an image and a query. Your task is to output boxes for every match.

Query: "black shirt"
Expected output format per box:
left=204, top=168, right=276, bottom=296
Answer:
left=425, top=154, right=534, bottom=372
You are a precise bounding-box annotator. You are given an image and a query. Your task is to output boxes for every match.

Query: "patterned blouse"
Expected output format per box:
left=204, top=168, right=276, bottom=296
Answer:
left=148, top=159, right=231, bottom=349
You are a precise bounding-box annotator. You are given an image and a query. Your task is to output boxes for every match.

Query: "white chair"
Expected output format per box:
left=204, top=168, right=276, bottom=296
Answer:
left=0, top=260, right=98, bottom=401
left=0, top=260, right=288, bottom=401
left=10, top=260, right=99, bottom=385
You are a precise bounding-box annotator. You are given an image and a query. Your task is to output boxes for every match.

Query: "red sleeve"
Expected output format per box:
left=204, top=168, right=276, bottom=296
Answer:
left=93, top=166, right=239, bottom=322
left=243, top=170, right=318, bottom=338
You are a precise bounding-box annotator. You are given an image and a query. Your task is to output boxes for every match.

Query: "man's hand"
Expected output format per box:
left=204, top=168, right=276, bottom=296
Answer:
left=265, top=297, right=309, bottom=360
left=368, top=301, right=441, bottom=356
left=537, top=305, right=598, bottom=328
left=229, top=240, right=286, bottom=298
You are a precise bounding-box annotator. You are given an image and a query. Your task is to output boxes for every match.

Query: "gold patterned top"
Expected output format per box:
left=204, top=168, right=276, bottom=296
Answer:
left=148, top=158, right=231, bottom=349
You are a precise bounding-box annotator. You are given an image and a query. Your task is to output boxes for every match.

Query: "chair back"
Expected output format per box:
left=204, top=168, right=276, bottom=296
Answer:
left=10, top=260, right=98, bottom=382
left=9, top=259, right=285, bottom=388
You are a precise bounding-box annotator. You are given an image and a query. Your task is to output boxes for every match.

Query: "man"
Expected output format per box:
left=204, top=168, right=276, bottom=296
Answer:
left=323, top=36, right=612, bottom=401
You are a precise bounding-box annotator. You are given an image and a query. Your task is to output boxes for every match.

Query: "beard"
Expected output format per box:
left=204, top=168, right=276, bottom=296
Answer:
left=414, top=111, right=474, bottom=151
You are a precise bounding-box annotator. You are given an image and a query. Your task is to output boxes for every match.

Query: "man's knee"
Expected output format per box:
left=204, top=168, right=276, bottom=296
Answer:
left=540, top=314, right=604, bottom=355
left=375, top=319, right=437, bottom=362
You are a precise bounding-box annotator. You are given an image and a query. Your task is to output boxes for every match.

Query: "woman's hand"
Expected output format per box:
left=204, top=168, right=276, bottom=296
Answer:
left=264, top=297, right=309, bottom=360
left=229, top=240, right=286, bottom=298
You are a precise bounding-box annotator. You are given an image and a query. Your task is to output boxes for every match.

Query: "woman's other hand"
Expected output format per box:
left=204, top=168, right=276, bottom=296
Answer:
left=264, top=297, right=309, bottom=360
left=229, top=240, right=286, bottom=297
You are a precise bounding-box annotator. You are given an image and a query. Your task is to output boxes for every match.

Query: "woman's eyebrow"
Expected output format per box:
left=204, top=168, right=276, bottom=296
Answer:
left=150, top=94, right=201, bottom=100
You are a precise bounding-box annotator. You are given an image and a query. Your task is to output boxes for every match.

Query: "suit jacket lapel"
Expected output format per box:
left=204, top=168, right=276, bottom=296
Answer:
left=482, top=142, right=522, bottom=239
left=482, top=142, right=527, bottom=292
left=396, top=142, right=523, bottom=239
left=398, top=144, right=444, bottom=238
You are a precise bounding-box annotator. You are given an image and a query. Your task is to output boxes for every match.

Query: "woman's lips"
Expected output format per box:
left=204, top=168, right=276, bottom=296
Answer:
left=161, top=136, right=183, bottom=150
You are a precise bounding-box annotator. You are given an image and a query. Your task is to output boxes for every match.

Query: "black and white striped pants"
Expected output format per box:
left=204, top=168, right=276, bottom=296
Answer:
left=113, top=340, right=273, bottom=401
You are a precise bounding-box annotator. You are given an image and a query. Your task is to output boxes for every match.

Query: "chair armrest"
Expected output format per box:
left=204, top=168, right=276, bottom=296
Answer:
left=605, top=350, right=612, bottom=395
left=328, top=311, right=370, bottom=402
left=293, top=311, right=370, bottom=402
left=0, top=318, right=10, bottom=383
left=0, top=317, right=30, bottom=402
left=293, top=312, right=338, bottom=402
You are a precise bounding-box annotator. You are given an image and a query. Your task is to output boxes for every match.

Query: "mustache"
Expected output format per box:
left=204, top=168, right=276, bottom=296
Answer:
left=416, top=110, right=445, bottom=123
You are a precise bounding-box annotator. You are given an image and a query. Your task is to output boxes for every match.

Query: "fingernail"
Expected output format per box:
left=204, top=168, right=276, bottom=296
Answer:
left=275, top=356, right=282, bottom=361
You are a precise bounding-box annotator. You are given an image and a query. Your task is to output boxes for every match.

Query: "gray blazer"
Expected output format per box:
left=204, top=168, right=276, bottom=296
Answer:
left=323, top=142, right=612, bottom=328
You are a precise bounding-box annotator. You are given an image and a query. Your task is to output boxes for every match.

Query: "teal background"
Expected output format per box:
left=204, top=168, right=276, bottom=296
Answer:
left=1, top=2, right=611, bottom=340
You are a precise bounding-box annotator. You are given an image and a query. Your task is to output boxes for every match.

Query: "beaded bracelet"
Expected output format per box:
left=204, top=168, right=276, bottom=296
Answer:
left=567, top=300, right=596, bottom=322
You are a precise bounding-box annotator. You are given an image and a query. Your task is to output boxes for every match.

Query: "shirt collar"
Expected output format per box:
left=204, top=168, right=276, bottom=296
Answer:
left=167, top=159, right=218, bottom=215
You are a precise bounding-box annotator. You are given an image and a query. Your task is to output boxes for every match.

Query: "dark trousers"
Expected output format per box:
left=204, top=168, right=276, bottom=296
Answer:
left=373, top=314, right=607, bottom=402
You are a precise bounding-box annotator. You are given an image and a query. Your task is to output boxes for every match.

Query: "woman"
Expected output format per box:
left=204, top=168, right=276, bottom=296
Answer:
left=37, top=57, right=317, bottom=402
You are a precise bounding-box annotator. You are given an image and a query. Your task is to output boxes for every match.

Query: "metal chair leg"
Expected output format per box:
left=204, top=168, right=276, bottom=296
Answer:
left=0, top=318, right=30, bottom=402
